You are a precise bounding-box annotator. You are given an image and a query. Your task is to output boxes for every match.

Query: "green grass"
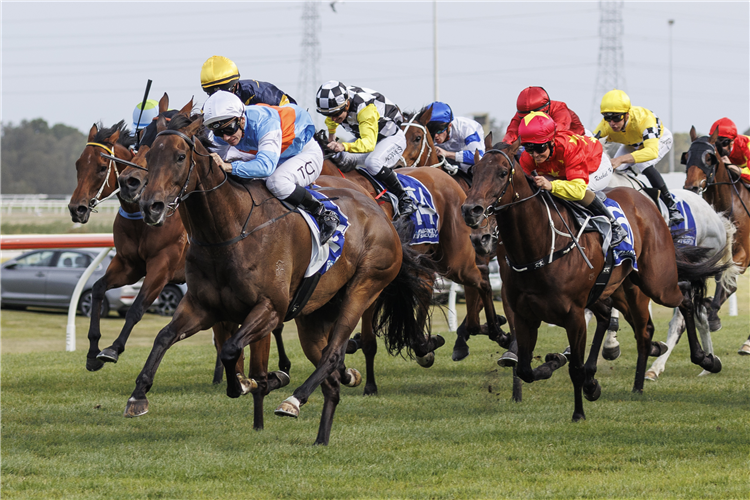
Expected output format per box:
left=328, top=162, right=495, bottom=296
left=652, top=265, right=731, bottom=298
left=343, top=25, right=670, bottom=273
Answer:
left=2, top=277, right=749, bottom=499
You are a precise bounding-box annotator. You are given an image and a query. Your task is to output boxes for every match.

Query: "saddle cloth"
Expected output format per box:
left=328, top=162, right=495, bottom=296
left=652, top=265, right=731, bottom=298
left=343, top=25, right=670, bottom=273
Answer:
left=656, top=193, right=697, bottom=246
left=298, top=187, right=350, bottom=277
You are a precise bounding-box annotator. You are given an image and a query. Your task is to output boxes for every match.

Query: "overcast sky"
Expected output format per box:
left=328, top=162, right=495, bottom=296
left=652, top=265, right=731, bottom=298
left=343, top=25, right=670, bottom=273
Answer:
left=2, top=1, right=748, bottom=139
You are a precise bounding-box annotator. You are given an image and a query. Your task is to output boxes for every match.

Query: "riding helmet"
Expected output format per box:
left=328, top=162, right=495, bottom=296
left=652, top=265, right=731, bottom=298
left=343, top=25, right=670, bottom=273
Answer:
left=202, top=90, right=245, bottom=127
left=518, top=111, right=556, bottom=144
left=132, top=99, right=159, bottom=134
left=200, top=56, right=241, bottom=93
left=600, top=89, right=631, bottom=114
left=316, top=81, right=349, bottom=116
left=426, top=101, right=454, bottom=136
left=710, top=117, right=738, bottom=140
left=516, top=87, right=550, bottom=113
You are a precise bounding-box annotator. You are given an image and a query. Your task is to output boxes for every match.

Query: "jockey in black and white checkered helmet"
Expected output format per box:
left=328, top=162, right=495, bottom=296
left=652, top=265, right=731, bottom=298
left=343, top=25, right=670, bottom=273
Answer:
left=315, top=80, right=416, bottom=218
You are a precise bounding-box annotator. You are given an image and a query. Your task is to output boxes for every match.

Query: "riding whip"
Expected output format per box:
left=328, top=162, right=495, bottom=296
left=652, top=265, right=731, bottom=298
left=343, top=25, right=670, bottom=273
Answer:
left=134, top=79, right=153, bottom=149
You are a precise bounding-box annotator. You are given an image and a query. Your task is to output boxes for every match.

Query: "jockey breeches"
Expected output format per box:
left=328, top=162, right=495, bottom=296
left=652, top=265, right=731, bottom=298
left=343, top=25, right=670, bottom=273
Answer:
left=337, top=129, right=406, bottom=175
left=267, top=140, right=323, bottom=200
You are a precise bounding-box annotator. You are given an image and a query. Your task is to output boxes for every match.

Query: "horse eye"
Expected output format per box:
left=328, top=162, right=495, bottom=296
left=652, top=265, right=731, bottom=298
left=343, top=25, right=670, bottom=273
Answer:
left=177, top=154, right=186, bottom=162
left=414, top=135, right=422, bottom=142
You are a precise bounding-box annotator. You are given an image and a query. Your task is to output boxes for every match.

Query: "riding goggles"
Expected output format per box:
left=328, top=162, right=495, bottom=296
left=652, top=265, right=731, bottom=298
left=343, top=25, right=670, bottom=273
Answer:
left=209, top=117, right=241, bottom=137
left=518, top=103, right=550, bottom=116
left=522, top=142, right=550, bottom=154
left=602, top=113, right=626, bottom=123
left=717, top=137, right=732, bottom=149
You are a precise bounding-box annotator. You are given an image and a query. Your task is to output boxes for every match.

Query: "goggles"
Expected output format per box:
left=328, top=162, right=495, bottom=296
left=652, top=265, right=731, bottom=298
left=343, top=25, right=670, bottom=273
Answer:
left=522, top=142, right=550, bottom=154
left=717, top=137, right=732, bottom=149
left=602, top=112, right=626, bottom=123
left=518, top=103, right=550, bottom=116
left=209, top=117, right=241, bottom=137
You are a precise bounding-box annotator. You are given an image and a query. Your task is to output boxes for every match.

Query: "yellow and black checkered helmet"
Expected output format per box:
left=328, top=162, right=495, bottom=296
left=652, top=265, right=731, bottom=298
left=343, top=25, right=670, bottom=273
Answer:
left=200, top=56, right=240, bottom=93
left=600, top=89, right=631, bottom=114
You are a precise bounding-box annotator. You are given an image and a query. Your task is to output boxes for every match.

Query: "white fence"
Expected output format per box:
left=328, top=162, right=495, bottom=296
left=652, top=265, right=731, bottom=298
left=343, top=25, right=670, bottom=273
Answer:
left=1, top=195, right=120, bottom=215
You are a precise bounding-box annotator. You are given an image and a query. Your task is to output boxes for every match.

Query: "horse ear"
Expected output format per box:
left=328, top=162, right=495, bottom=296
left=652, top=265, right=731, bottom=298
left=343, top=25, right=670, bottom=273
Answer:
left=156, top=114, right=168, bottom=133
left=109, top=128, right=121, bottom=145
left=484, top=131, right=493, bottom=150
left=474, top=149, right=481, bottom=165
left=178, top=97, right=194, bottom=116
left=88, top=123, right=98, bottom=141
left=709, top=126, right=719, bottom=144
left=184, top=114, right=203, bottom=137
left=689, top=126, right=697, bottom=142
left=418, top=105, right=433, bottom=126
left=159, top=93, right=169, bottom=114
left=510, top=138, right=521, bottom=156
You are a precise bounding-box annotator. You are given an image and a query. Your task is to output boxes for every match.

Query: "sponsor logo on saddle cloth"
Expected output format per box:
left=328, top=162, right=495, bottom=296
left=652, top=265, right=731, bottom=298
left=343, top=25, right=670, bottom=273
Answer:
left=666, top=193, right=697, bottom=247
left=602, top=198, right=638, bottom=271
left=298, top=187, right=350, bottom=277
left=395, top=173, right=440, bottom=245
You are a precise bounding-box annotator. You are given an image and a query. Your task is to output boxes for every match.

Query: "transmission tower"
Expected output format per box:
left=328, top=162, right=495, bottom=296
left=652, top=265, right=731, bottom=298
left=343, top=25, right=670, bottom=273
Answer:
left=591, top=0, right=626, bottom=126
left=298, top=0, right=321, bottom=126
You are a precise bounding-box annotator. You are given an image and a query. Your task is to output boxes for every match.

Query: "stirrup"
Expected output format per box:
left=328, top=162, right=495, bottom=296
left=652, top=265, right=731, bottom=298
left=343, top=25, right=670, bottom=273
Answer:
left=668, top=209, right=684, bottom=226
left=317, top=210, right=339, bottom=245
left=398, top=197, right=416, bottom=217
left=610, top=223, right=627, bottom=247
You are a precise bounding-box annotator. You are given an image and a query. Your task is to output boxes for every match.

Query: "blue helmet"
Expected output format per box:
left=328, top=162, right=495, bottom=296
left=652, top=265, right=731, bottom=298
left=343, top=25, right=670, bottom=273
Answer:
left=426, top=101, right=453, bottom=137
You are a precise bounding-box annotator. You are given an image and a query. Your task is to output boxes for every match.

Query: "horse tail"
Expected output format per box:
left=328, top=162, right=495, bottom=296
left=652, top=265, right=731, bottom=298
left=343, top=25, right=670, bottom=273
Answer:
left=716, top=213, right=743, bottom=292
left=673, top=239, right=732, bottom=311
left=372, top=242, right=436, bottom=358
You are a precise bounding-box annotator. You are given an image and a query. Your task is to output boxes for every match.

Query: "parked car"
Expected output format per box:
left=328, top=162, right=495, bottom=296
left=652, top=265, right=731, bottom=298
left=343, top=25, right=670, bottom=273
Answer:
left=118, top=280, right=187, bottom=316
left=1, top=248, right=127, bottom=317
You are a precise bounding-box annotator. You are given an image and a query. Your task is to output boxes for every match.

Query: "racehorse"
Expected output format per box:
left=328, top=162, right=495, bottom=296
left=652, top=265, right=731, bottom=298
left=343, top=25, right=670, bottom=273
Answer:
left=683, top=128, right=750, bottom=355
left=462, top=138, right=726, bottom=421
left=126, top=114, right=434, bottom=445
left=319, top=149, right=506, bottom=394
left=606, top=170, right=740, bottom=379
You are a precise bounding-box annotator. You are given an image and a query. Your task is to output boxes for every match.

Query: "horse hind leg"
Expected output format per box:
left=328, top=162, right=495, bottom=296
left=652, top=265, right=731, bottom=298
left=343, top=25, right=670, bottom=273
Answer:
left=645, top=308, right=685, bottom=381
left=679, top=285, right=722, bottom=374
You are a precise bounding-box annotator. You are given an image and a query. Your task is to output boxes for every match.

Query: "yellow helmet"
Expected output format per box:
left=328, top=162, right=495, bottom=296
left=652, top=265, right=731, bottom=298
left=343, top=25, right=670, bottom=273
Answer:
left=600, top=89, right=631, bottom=114
left=200, top=56, right=240, bottom=92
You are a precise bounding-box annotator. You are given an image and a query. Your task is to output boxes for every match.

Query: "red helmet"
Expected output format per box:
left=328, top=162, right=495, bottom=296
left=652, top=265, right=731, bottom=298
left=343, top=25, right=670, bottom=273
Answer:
left=518, top=111, right=556, bottom=144
left=516, top=86, right=550, bottom=113
left=710, top=118, right=737, bottom=140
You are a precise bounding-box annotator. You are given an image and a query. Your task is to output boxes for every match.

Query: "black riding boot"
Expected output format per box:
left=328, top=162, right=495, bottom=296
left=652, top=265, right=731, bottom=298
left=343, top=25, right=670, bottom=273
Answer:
left=373, top=167, right=416, bottom=217
left=585, top=195, right=628, bottom=247
left=286, top=185, right=339, bottom=245
left=643, top=166, right=684, bottom=226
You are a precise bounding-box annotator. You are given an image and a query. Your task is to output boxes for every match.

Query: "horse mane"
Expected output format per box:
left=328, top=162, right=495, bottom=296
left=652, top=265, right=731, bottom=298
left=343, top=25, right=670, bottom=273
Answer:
left=167, top=114, right=213, bottom=150
left=402, top=106, right=430, bottom=122
left=94, top=120, right=136, bottom=149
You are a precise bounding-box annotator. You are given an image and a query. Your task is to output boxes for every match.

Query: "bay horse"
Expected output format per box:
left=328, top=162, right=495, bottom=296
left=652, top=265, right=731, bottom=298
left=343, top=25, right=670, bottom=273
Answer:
left=605, top=169, right=740, bottom=380
left=127, top=114, right=433, bottom=445
left=462, top=139, right=726, bottom=421
left=683, top=127, right=750, bottom=355
left=319, top=149, right=506, bottom=395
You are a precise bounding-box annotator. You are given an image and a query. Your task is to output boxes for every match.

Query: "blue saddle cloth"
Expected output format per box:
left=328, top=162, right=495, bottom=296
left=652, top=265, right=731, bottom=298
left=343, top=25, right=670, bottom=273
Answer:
left=669, top=193, right=697, bottom=246
left=396, top=173, right=440, bottom=245
left=307, top=187, right=350, bottom=275
left=603, top=198, right=638, bottom=271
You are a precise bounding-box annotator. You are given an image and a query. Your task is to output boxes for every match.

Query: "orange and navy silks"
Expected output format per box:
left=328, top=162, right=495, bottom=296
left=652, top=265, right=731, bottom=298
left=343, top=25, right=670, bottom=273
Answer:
left=728, top=135, right=750, bottom=183
left=519, top=131, right=603, bottom=183
left=503, top=100, right=585, bottom=144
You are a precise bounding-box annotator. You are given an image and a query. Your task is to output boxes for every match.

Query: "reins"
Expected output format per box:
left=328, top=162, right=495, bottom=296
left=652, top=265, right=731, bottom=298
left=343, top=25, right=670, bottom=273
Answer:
left=85, top=142, right=123, bottom=210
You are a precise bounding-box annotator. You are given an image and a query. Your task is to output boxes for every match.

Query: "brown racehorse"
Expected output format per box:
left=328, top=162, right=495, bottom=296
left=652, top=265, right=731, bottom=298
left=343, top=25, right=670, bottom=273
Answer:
left=319, top=148, right=506, bottom=395
left=462, top=139, right=726, bottom=421
left=127, top=114, right=433, bottom=445
left=684, top=127, right=750, bottom=353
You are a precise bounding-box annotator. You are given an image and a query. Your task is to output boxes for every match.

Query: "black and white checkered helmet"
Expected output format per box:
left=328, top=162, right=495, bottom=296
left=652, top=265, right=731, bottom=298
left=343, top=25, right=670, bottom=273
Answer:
left=316, top=80, right=349, bottom=116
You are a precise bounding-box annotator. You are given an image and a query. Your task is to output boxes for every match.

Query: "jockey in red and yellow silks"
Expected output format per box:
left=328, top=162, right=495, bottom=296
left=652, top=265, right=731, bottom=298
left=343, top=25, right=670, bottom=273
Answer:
left=710, top=117, right=750, bottom=184
left=503, top=86, right=585, bottom=144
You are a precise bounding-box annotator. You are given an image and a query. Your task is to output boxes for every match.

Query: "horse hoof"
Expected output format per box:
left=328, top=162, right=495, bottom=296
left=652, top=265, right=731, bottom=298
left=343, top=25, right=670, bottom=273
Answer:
left=497, top=351, right=518, bottom=368
left=344, top=368, right=362, bottom=387
left=124, top=397, right=148, bottom=418
left=346, top=333, right=361, bottom=354
left=698, top=369, right=711, bottom=377
left=707, top=355, right=722, bottom=374
left=432, top=334, right=446, bottom=350
left=495, top=332, right=511, bottom=349
left=584, top=381, right=601, bottom=402
left=452, top=347, right=469, bottom=362
left=545, top=352, right=567, bottom=367
left=274, top=396, right=300, bottom=418
left=416, top=352, right=435, bottom=368
left=270, top=371, right=291, bottom=388
left=650, top=341, right=668, bottom=357
left=738, top=340, right=750, bottom=356
left=237, top=373, right=258, bottom=395
left=572, top=413, right=586, bottom=423
left=602, top=345, right=621, bottom=361
left=96, top=347, right=119, bottom=364
left=86, top=357, right=104, bottom=372
left=644, top=370, right=658, bottom=381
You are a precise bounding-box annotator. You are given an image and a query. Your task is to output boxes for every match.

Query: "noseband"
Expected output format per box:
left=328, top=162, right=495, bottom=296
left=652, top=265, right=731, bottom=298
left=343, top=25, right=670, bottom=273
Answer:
left=85, top=142, right=123, bottom=210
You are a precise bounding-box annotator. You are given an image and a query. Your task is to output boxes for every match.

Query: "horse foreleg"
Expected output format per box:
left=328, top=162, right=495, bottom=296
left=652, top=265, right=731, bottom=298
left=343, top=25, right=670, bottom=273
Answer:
left=315, top=352, right=345, bottom=446
left=452, top=286, right=482, bottom=361
left=582, top=300, right=612, bottom=402
left=211, top=322, right=243, bottom=384
left=272, top=325, right=291, bottom=375
left=562, top=312, right=588, bottom=422
left=124, top=297, right=212, bottom=417
left=358, top=305, right=379, bottom=396
left=679, top=287, right=722, bottom=373
left=621, top=284, right=653, bottom=393
left=602, top=309, right=621, bottom=361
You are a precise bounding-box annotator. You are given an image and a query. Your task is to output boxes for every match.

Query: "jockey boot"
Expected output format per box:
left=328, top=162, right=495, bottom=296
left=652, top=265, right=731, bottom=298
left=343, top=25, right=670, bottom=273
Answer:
left=643, top=166, right=684, bottom=226
left=374, top=167, right=416, bottom=218
left=287, top=185, right=339, bottom=245
left=583, top=192, right=628, bottom=247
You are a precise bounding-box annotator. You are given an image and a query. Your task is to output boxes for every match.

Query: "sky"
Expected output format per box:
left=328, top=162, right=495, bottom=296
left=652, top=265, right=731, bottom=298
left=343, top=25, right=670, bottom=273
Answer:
left=2, top=1, right=749, bottom=139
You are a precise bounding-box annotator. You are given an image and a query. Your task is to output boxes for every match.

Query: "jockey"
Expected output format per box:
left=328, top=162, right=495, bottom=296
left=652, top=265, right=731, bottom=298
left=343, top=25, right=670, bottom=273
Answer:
left=594, top=89, right=684, bottom=226
left=519, top=111, right=628, bottom=246
left=710, top=117, right=750, bottom=184
left=202, top=91, right=339, bottom=245
left=422, top=101, right=485, bottom=176
left=131, top=99, right=160, bottom=142
left=503, top=86, right=585, bottom=144
left=315, top=80, right=416, bottom=218
left=200, top=55, right=296, bottom=106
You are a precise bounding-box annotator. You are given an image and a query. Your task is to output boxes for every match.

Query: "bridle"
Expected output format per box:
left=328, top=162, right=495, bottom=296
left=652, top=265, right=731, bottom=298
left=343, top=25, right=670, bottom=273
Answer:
left=84, top=142, right=125, bottom=210
left=153, top=130, right=227, bottom=216
left=400, top=116, right=451, bottom=170
left=476, top=148, right=540, bottom=222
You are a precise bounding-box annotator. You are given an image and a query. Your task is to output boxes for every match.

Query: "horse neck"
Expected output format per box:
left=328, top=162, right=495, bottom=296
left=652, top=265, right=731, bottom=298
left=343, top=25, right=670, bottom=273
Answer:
left=705, top=163, right=735, bottom=211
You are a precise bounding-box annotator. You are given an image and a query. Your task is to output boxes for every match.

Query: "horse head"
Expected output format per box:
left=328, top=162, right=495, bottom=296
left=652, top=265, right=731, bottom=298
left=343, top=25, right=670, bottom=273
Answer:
left=400, top=105, right=440, bottom=168
left=119, top=94, right=194, bottom=203
left=140, top=113, right=206, bottom=226
left=461, top=134, right=521, bottom=228
left=69, top=120, right=135, bottom=223
left=683, top=125, right=721, bottom=195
